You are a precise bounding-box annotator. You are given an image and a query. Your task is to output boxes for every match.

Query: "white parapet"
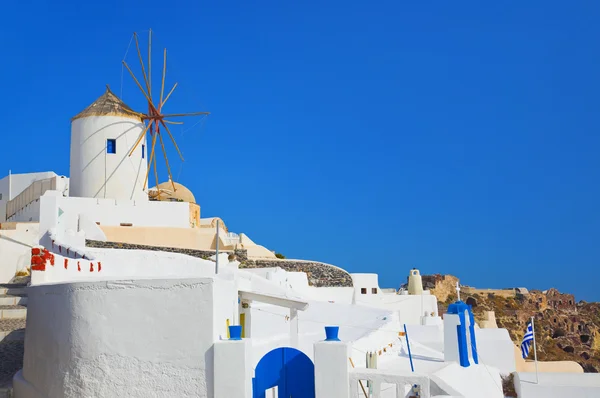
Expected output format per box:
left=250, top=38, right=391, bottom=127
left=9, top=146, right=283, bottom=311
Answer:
left=314, top=340, right=350, bottom=398
left=444, top=313, right=461, bottom=363
left=214, top=339, right=252, bottom=398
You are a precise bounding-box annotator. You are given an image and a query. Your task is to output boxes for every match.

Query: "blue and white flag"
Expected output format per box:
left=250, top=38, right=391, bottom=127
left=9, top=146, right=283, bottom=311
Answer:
left=521, top=322, right=534, bottom=358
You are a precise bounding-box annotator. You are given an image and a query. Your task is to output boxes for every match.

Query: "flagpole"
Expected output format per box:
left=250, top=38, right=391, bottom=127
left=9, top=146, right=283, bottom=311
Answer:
left=531, top=316, right=539, bottom=384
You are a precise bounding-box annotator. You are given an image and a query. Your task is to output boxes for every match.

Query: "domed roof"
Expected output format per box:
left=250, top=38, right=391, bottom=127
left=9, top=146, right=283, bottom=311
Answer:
left=149, top=180, right=196, bottom=203
left=72, top=85, right=142, bottom=122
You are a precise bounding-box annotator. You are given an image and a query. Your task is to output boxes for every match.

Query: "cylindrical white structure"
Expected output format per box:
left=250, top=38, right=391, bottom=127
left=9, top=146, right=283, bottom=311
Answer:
left=408, top=268, right=424, bottom=295
left=69, top=87, right=148, bottom=202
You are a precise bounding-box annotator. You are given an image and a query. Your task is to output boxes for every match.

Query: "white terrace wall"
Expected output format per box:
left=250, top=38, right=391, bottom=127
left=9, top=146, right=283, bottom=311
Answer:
left=248, top=301, right=394, bottom=365
left=0, top=172, right=61, bottom=222
left=29, top=246, right=224, bottom=285
left=14, top=277, right=237, bottom=398
left=242, top=268, right=354, bottom=303
left=38, top=191, right=190, bottom=247
left=0, top=223, right=39, bottom=283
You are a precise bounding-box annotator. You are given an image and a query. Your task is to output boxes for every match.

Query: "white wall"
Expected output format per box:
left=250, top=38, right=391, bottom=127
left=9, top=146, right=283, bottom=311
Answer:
left=70, top=116, right=148, bottom=202
left=0, top=172, right=59, bottom=222
left=303, top=286, right=354, bottom=303
left=430, top=363, right=503, bottom=398
left=351, top=273, right=380, bottom=297
left=474, top=328, right=516, bottom=374
left=38, top=191, right=189, bottom=248
left=514, top=372, right=600, bottom=398
left=15, top=277, right=235, bottom=398
left=0, top=175, right=8, bottom=222
left=355, top=292, right=438, bottom=325
left=6, top=175, right=69, bottom=223
left=0, top=223, right=39, bottom=283
left=30, top=245, right=225, bottom=285
left=10, top=200, right=40, bottom=223
left=249, top=300, right=394, bottom=365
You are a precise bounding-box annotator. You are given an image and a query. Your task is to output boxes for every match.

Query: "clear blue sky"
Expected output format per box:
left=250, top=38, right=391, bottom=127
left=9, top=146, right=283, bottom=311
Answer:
left=2, top=1, right=599, bottom=300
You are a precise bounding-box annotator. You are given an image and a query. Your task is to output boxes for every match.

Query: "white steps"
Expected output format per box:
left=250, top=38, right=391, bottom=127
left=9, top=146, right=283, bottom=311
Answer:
left=0, top=306, right=27, bottom=320
left=0, top=296, right=27, bottom=306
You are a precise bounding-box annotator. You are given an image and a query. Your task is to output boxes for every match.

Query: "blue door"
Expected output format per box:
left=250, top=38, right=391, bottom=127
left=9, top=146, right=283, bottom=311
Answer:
left=253, top=347, right=315, bottom=398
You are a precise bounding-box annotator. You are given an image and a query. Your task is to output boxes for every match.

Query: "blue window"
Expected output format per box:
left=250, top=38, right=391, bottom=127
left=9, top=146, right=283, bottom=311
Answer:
left=142, top=144, right=145, bottom=159
left=107, top=139, right=116, bottom=154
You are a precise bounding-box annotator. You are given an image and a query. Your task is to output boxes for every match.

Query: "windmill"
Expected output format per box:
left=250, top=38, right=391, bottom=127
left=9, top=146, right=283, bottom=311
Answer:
left=122, top=29, right=209, bottom=198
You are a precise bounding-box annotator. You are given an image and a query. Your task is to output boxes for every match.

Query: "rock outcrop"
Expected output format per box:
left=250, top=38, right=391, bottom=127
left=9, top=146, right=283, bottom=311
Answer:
left=427, top=274, right=600, bottom=373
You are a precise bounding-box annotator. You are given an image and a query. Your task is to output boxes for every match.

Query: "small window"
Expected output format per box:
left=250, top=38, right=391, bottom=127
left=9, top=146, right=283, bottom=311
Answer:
left=0, top=193, right=2, bottom=200
left=107, top=139, right=116, bottom=154
left=372, top=288, right=378, bottom=294
left=142, top=144, right=145, bottom=159
left=360, top=288, right=367, bottom=295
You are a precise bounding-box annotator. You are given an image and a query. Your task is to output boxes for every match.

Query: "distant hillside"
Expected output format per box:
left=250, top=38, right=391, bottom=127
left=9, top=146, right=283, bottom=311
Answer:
left=422, top=274, right=600, bottom=373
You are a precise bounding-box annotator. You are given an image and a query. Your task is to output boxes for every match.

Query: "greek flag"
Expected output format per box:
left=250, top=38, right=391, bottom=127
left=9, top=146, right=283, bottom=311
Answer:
left=521, top=322, right=534, bottom=358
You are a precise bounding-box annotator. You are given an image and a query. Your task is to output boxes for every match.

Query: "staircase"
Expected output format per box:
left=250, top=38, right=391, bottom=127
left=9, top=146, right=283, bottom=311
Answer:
left=0, top=282, right=28, bottom=397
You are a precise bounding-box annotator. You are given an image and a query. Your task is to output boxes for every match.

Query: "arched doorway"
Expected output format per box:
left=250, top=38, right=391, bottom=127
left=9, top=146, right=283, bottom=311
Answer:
left=253, top=347, right=315, bottom=398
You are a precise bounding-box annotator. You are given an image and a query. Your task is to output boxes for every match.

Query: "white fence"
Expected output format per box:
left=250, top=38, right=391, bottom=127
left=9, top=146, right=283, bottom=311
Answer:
left=349, top=368, right=430, bottom=398
left=6, top=177, right=56, bottom=220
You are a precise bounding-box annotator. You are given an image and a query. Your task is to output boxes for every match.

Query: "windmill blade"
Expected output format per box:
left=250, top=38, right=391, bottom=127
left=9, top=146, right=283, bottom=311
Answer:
left=128, top=121, right=152, bottom=157
left=122, top=61, right=160, bottom=115
left=148, top=29, right=152, bottom=98
left=163, top=120, right=184, bottom=125
left=160, top=48, right=167, bottom=109
left=161, top=82, right=178, bottom=108
left=159, top=120, right=185, bottom=162
left=161, top=112, right=210, bottom=118
left=157, top=129, right=176, bottom=192
left=134, top=32, right=152, bottom=99
left=143, top=127, right=159, bottom=190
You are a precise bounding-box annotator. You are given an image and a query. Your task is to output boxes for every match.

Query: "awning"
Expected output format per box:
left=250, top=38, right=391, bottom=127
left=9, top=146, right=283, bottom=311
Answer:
left=238, top=290, right=309, bottom=311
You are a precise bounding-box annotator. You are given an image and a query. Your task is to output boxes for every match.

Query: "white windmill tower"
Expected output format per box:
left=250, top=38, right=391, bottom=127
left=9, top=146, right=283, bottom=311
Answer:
left=70, top=29, right=209, bottom=202
left=69, top=86, right=149, bottom=201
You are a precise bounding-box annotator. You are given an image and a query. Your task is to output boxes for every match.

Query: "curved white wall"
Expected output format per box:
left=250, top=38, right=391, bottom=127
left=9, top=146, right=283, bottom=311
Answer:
left=15, top=277, right=237, bottom=398
left=70, top=116, right=148, bottom=201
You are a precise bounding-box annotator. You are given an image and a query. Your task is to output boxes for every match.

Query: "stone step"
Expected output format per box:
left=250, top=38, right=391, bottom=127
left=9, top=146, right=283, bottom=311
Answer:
left=0, top=286, right=27, bottom=297
left=0, top=318, right=26, bottom=343
left=0, top=296, right=27, bottom=306
left=0, top=306, right=26, bottom=320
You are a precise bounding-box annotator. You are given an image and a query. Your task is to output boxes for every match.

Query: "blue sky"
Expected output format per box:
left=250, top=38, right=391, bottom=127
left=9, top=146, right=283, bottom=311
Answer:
left=2, top=1, right=599, bottom=300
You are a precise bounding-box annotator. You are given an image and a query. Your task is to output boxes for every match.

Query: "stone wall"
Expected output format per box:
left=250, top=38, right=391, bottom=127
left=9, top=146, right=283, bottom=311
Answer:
left=422, top=274, right=459, bottom=303
left=86, top=239, right=231, bottom=260
left=85, top=240, right=352, bottom=287
left=241, top=259, right=353, bottom=287
left=462, top=286, right=518, bottom=299
left=545, top=288, right=576, bottom=312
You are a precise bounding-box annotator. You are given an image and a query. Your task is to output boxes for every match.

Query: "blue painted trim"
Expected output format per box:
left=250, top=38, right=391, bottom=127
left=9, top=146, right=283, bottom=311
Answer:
left=404, top=324, right=415, bottom=372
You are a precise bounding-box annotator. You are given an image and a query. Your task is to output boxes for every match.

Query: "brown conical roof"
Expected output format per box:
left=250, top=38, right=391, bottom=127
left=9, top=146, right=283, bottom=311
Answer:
left=71, top=85, right=142, bottom=122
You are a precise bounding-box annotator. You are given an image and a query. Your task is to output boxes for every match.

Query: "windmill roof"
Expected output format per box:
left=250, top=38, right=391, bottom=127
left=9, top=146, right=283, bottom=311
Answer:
left=71, top=85, right=142, bottom=122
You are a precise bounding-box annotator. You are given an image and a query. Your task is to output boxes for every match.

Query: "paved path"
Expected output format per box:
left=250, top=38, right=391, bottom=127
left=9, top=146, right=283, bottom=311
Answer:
left=0, top=340, right=23, bottom=389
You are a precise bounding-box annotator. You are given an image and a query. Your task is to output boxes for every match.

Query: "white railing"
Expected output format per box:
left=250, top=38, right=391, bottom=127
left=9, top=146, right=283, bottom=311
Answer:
left=349, top=368, right=430, bottom=398
left=6, top=177, right=57, bottom=219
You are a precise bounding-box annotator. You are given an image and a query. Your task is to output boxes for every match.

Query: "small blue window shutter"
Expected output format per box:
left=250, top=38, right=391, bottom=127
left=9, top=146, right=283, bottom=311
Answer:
left=107, top=139, right=116, bottom=154
left=142, top=144, right=145, bottom=159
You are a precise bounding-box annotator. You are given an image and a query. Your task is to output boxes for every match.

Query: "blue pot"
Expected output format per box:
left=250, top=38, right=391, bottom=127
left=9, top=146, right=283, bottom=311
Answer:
left=325, top=326, right=340, bottom=341
left=229, top=325, right=242, bottom=340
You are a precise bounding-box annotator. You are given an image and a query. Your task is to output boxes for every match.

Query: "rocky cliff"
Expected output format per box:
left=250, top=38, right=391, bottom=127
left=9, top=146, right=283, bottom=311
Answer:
left=425, top=274, right=600, bottom=373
